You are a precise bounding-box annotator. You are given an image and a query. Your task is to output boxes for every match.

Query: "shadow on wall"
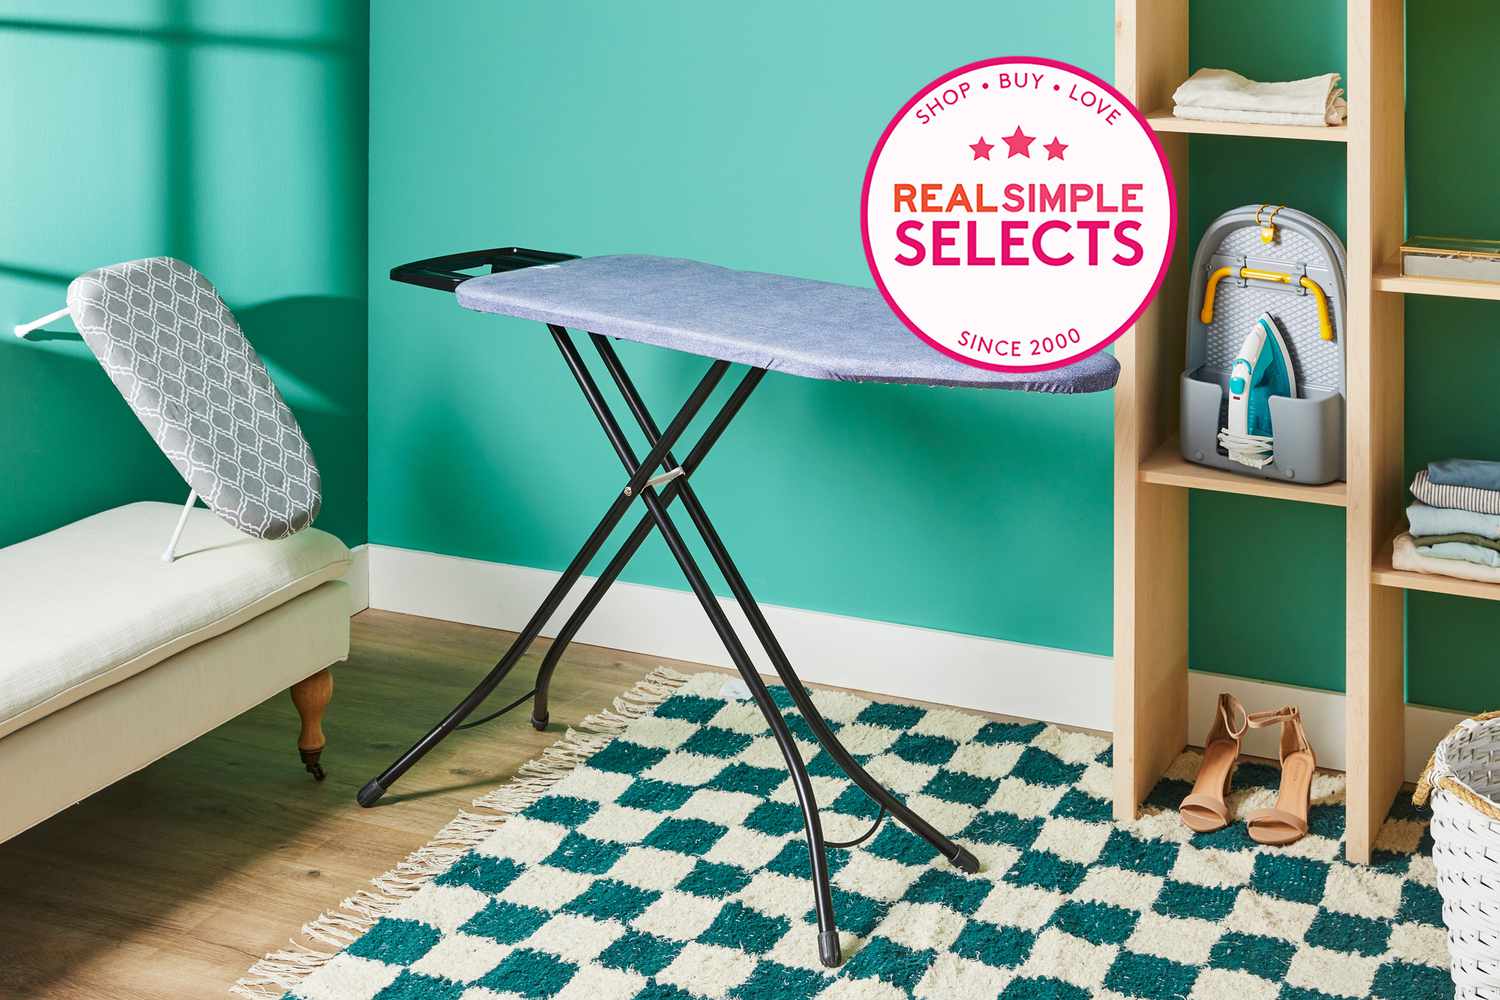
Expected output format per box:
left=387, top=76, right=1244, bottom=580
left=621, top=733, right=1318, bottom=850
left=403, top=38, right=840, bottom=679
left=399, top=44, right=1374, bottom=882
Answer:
left=0, top=5, right=369, bottom=987
left=0, top=2, right=369, bottom=548
left=238, top=296, right=368, bottom=546
left=0, top=292, right=366, bottom=548
left=0, top=262, right=180, bottom=547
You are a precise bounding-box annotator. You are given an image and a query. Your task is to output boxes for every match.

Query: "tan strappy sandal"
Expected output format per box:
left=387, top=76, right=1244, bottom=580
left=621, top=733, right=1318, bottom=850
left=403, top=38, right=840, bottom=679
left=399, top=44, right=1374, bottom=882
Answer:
left=1245, top=705, right=1317, bottom=846
left=1180, top=693, right=1249, bottom=833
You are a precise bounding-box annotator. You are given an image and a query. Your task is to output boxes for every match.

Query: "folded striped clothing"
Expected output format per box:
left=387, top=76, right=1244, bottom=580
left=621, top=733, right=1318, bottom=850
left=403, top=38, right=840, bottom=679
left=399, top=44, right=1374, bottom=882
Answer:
left=1392, top=533, right=1500, bottom=582
left=1410, top=469, right=1500, bottom=516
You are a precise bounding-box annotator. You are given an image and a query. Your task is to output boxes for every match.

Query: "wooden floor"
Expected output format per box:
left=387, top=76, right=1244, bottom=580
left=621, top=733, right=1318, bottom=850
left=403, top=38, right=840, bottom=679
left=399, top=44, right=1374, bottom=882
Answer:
left=0, top=609, right=1079, bottom=999
left=0, top=610, right=725, bottom=1000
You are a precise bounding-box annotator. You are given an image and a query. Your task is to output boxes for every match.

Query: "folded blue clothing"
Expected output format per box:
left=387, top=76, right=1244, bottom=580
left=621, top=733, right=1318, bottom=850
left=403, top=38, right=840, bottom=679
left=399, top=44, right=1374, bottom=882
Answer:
left=1429, top=458, right=1500, bottom=490
left=1407, top=501, right=1500, bottom=541
left=1418, top=540, right=1500, bottom=568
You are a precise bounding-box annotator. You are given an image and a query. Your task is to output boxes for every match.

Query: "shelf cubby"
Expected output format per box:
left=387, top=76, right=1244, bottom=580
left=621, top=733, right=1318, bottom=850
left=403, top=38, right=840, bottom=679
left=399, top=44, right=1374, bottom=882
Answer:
left=1115, top=0, right=1402, bottom=865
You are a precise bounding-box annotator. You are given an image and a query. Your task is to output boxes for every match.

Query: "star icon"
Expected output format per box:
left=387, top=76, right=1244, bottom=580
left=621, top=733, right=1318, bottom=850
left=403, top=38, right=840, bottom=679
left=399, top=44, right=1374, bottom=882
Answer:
left=1043, top=137, right=1068, bottom=160
left=969, top=136, right=995, bottom=160
left=1002, top=126, right=1035, bottom=158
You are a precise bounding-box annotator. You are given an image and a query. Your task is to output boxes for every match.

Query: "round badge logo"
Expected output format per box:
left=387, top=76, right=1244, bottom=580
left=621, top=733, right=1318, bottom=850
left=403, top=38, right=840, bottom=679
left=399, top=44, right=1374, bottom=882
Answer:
left=862, top=57, right=1176, bottom=372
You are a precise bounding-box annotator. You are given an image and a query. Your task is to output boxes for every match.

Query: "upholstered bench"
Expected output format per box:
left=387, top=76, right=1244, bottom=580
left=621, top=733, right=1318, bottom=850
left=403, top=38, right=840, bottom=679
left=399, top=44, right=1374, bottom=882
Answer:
left=0, top=501, right=350, bottom=843
left=4, top=256, right=356, bottom=845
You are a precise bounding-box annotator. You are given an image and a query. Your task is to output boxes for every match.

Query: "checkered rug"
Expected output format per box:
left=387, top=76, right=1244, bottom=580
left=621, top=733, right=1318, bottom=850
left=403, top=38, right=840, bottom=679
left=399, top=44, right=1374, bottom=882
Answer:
left=236, top=670, right=1452, bottom=1000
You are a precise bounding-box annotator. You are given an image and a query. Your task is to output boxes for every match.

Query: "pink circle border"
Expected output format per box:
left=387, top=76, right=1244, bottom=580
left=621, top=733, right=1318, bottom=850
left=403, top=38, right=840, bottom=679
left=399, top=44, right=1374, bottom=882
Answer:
left=859, top=55, right=1179, bottom=374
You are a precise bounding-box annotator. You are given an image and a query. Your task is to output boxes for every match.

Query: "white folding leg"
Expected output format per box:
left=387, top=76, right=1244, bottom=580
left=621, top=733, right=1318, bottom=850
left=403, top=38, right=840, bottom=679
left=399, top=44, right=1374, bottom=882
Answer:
left=162, top=491, right=198, bottom=563
left=14, top=306, right=70, bottom=338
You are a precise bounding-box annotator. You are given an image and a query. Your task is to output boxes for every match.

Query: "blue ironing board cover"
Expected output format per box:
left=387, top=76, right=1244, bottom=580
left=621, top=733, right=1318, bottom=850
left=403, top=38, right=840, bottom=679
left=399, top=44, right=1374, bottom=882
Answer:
left=455, top=255, right=1119, bottom=392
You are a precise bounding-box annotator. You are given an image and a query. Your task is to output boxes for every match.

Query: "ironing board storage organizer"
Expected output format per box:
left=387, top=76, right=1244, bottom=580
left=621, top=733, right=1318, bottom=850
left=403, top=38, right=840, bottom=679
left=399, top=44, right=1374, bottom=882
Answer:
left=1180, top=205, right=1346, bottom=484
left=373, top=246, right=1118, bottom=967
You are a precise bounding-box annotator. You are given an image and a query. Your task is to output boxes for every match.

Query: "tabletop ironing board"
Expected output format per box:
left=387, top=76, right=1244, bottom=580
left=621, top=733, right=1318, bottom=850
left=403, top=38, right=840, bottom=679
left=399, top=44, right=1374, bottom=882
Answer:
left=366, top=246, right=1120, bottom=967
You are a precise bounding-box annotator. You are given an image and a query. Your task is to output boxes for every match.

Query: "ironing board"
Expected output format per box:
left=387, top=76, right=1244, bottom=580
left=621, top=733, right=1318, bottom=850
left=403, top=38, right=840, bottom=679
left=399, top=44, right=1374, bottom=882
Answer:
left=67, top=257, right=323, bottom=540
left=368, top=246, right=1120, bottom=967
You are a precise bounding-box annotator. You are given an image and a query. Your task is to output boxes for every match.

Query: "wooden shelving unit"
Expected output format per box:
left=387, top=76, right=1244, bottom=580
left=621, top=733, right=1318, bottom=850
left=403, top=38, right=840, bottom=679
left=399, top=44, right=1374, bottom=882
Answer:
left=1113, top=0, right=1406, bottom=864
left=1144, top=108, right=1349, bottom=143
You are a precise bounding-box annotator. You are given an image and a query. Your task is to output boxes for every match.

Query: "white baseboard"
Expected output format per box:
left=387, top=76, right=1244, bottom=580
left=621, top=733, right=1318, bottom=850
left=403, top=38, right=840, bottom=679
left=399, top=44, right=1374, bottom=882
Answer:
left=1185, top=672, right=1460, bottom=785
left=347, top=544, right=370, bottom=615
left=365, top=544, right=1462, bottom=783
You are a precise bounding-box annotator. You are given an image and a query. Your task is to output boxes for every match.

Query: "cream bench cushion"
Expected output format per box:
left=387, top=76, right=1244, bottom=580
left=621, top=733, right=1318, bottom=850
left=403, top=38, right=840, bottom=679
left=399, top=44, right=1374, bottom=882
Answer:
left=0, top=501, right=349, bottom=739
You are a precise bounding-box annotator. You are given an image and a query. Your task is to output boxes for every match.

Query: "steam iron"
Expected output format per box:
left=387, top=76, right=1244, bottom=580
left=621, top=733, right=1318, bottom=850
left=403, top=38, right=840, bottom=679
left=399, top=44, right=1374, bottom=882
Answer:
left=1218, top=312, right=1297, bottom=469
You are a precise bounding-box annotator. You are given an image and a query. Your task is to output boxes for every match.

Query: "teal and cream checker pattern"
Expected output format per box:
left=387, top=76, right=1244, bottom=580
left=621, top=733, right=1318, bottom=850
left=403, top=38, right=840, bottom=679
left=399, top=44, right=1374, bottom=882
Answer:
left=281, top=674, right=1451, bottom=1000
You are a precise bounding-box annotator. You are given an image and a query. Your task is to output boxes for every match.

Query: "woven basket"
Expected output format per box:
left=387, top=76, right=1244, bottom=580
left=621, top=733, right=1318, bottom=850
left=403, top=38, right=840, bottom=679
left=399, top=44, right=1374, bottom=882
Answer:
left=1415, top=710, right=1500, bottom=998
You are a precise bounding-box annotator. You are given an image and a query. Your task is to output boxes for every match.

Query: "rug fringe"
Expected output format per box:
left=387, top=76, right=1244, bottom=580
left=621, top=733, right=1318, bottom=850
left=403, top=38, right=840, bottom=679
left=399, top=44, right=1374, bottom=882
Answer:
left=230, top=666, right=689, bottom=999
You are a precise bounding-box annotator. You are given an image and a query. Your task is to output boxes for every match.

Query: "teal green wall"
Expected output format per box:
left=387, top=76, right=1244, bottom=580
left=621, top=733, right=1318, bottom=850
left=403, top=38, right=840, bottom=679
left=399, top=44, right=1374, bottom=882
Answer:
left=367, top=2, right=1119, bottom=654
left=0, top=0, right=369, bottom=547
left=368, top=1, right=1500, bottom=713
left=5, top=2, right=1493, bottom=713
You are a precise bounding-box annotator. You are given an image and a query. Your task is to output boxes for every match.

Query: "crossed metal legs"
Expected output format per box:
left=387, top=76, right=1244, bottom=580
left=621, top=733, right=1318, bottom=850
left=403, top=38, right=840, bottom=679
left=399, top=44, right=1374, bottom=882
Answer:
left=359, top=326, right=976, bottom=968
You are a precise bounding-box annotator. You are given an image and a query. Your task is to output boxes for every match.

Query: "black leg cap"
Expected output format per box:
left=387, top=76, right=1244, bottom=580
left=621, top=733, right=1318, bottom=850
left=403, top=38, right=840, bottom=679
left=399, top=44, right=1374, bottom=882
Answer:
left=818, top=930, right=843, bottom=968
left=949, top=845, right=981, bottom=874
left=530, top=713, right=549, bottom=732
left=299, top=747, right=326, bottom=782
left=357, top=778, right=386, bottom=808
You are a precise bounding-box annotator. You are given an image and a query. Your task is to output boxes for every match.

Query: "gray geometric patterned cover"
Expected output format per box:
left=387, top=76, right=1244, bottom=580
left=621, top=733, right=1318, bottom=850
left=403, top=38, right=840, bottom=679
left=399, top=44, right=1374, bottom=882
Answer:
left=67, top=257, right=321, bottom=539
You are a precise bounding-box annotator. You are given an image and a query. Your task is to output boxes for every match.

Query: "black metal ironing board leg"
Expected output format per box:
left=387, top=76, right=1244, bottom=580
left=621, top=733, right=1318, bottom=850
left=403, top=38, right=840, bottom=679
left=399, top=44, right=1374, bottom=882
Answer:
left=355, top=357, right=733, bottom=808
left=583, top=334, right=980, bottom=876
left=548, top=327, right=975, bottom=964
left=529, top=366, right=767, bottom=732
left=358, top=318, right=978, bottom=967
left=535, top=336, right=979, bottom=874
left=354, top=323, right=847, bottom=961
left=545, top=326, right=845, bottom=966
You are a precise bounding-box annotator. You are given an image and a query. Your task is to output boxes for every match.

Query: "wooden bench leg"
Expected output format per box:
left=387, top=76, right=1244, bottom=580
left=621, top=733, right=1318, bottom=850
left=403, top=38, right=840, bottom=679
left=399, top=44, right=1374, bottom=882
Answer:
left=290, top=668, right=333, bottom=781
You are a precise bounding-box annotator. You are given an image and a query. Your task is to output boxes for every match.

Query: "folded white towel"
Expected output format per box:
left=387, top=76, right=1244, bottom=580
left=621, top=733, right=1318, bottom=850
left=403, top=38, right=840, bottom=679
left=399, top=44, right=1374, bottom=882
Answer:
left=1173, top=68, right=1343, bottom=116
left=1173, top=99, right=1346, bottom=128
